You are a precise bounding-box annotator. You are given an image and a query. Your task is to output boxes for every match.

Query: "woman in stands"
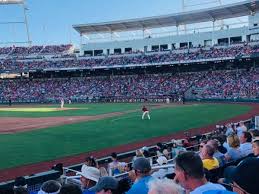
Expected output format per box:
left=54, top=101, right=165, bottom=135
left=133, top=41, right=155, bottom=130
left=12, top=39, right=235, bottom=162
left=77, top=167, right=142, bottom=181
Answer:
left=224, top=134, right=242, bottom=161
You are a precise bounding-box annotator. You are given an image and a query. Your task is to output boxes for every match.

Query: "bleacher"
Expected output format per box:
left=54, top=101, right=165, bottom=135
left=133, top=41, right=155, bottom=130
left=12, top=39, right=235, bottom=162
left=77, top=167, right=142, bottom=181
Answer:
left=0, top=118, right=257, bottom=194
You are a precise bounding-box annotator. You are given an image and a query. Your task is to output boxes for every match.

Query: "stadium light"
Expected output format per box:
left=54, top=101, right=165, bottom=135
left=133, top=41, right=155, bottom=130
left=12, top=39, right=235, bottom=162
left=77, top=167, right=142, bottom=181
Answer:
left=0, top=0, right=24, bottom=4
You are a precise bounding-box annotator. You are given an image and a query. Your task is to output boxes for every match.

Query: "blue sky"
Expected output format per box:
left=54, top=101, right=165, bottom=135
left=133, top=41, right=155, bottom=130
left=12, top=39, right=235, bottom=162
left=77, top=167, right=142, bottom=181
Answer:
left=0, top=0, right=244, bottom=47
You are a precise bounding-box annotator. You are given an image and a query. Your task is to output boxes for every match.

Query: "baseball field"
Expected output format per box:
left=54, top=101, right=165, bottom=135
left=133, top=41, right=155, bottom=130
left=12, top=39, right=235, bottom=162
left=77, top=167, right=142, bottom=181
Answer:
left=0, top=102, right=257, bottom=181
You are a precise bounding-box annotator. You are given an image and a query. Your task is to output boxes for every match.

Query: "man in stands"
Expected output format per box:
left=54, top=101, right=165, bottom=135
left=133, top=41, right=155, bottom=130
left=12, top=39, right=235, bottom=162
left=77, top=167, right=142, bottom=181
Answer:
left=142, top=106, right=150, bottom=120
left=207, top=139, right=225, bottom=166
left=200, top=144, right=219, bottom=170
left=38, top=180, right=61, bottom=194
left=13, top=176, right=36, bottom=194
left=127, top=157, right=153, bottom=194
left=89, top=176, right=118, bottom=194
left=252, top=137, right=259, bottom=158
left=174, top=151, right=226, bottom=194
left=148, top=178, right=182, bottom=194
left=236, top=122, right=247, bottom=137
left=78, top=165, right=101, bottom=194
left=227, top=157, right=259, bottom=194
left=239, top=131, right=253, bottom=157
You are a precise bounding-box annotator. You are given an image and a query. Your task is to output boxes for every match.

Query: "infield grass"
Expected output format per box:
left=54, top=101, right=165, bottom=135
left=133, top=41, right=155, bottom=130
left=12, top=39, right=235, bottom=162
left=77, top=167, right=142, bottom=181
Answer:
left=0, top=103, right=251, bottom=169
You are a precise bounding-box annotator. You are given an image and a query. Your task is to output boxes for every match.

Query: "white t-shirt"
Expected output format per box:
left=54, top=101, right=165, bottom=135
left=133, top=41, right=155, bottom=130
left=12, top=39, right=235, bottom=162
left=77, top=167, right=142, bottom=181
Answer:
left=190, top=182, right=226, bottom=194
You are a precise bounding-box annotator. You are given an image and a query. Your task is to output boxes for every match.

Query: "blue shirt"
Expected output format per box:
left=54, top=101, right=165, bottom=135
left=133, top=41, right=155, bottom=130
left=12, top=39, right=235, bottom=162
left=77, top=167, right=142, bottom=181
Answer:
left=225, top=128, right=233, bottom=136
left=240, top=143, right=253, bottom=157
left=126, top=176, right=153, bottom=194
left=213, top=151, right=225, bottom=167
left=190, top=182, right=226, bottom=194
left=226, top=148, right=242, bottom=161
left=83, top=189, right=95, bottom=194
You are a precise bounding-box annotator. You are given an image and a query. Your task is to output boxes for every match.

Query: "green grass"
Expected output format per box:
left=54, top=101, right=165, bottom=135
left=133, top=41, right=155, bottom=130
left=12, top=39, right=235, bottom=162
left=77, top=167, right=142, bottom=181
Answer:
left=0, top=103, right=142, bottom=117
left=0, top=103, right=251, bottom=169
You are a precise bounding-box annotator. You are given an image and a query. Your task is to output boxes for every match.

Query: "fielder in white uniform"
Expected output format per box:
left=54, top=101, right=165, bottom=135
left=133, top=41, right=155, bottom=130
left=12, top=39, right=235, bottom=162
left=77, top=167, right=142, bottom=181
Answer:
left=142, top=106, right=150, bottom=120
left=60, top=98, right=64, bottom=109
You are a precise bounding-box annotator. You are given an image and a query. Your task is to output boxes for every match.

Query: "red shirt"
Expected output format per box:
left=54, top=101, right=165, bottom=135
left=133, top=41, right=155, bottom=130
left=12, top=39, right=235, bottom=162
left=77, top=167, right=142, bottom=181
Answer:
left=142, top=107, right=148, bottom=112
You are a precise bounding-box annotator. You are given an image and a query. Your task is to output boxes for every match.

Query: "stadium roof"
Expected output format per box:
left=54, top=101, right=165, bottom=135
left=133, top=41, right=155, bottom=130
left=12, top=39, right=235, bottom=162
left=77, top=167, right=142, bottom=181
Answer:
left=73, top=0, right=259, bottom=35
left=0, top=0, right=24, bottom=4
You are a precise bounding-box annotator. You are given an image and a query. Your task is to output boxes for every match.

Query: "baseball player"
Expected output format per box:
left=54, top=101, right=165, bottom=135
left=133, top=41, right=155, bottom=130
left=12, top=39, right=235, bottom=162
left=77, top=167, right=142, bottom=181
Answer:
left=142, top=105, right=150, bottom=120
left=60, top=98, right=64, bottom=109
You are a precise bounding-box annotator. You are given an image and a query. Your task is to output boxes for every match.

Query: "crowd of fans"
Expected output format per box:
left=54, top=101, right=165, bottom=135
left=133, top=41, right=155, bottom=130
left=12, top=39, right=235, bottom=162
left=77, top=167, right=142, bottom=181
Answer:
left=0, top=69, right=258, bottom=102
left=1, top=43, right=259, bottom=71
left=2, top=120, right=259, bottom=194
left=0, top=44, right=72, bottom=57
left=193, top=69, right=259, bottom=99
left=0, top=73, right=202, bottom=102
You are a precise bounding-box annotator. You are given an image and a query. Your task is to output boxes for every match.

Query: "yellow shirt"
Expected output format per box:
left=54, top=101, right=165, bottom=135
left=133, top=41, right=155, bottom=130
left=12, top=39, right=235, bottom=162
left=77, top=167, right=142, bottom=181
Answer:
left=202, top=157, right=219, bottom=170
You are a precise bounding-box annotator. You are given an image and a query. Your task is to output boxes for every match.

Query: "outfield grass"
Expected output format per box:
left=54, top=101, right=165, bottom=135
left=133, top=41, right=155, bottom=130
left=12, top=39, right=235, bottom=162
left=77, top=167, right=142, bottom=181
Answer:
left=0, top=103, right=142, bottom=117
left=0, top=103, right=251, bottom=169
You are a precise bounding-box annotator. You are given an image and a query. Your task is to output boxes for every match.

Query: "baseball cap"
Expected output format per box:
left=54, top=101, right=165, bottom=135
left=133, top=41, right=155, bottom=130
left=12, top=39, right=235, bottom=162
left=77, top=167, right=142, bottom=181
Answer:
left=89, top=176, right=118, bottom=192
left=132, top=157, right=151, bottom=173
left=228, top=157, right=259, bottom=194
left=156, top=156, right=168, bottom=165
left=77, top=166, right=100, bottom=182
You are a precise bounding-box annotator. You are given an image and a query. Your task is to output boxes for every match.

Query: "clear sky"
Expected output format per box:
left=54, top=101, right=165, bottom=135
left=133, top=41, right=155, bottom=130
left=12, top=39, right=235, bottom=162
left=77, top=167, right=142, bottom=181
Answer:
left=0, top=0, right=245, bottom=47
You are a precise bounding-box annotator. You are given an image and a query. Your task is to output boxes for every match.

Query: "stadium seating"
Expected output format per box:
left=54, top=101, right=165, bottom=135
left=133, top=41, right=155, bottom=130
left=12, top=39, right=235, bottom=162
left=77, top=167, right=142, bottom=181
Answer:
left=0, top=42, right=259, bottom=71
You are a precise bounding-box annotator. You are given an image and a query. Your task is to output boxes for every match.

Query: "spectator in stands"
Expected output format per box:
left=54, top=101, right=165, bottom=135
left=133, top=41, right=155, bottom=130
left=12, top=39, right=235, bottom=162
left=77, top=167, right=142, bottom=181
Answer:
left=126, top=157, right=152, bottom=194
left=214, top=135, right=228, bottom=154
left=236, top=122, right=247, bottom=137
left=239, top=131, right=253, bottom=157
left=13, top=177, right=35, bottom=194
left=201, top=144, right=219, bottom=170
left=207, top=139, right=225, bottom=167
left=227, top=158, right=259, bottom=194
left=171, top=139, right=186, bottom=159
left=198, top=140, right=207, bottom=158
left=225, top=124, right=234, bottom=136
left=151, top=156, right=171, bottom=179
left=252, top=137, right=259, bottom=158
left=13, top=177, right=27, bottom=190
left=148, top=178, right=182, bottom=194
left=140, top=147, right=151, bottom=158
left=132, top=149, right=144, bottom=162
left=108, top=152, right=123, bottom=176
left=155, top=143, right=165, bottom=157
left=38, top=180, right=61, bottom=194
left=174, top=151, right=226, bottom=194
left=224, top=134, right=242, bottom=161
left=59, top=184, right=82, bottom=194
left=89, top=176, right=118, bottom=194
left=250, top=129, right=259, bottom=138
left=81, top=156, right=98, bottom=172
left=78, top=165, right=100, bottom=194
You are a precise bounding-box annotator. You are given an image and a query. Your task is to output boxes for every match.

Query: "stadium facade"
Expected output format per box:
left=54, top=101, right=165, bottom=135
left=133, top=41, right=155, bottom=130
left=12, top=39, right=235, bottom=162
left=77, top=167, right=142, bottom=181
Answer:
left=74, top=0, right=259, bottom=55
